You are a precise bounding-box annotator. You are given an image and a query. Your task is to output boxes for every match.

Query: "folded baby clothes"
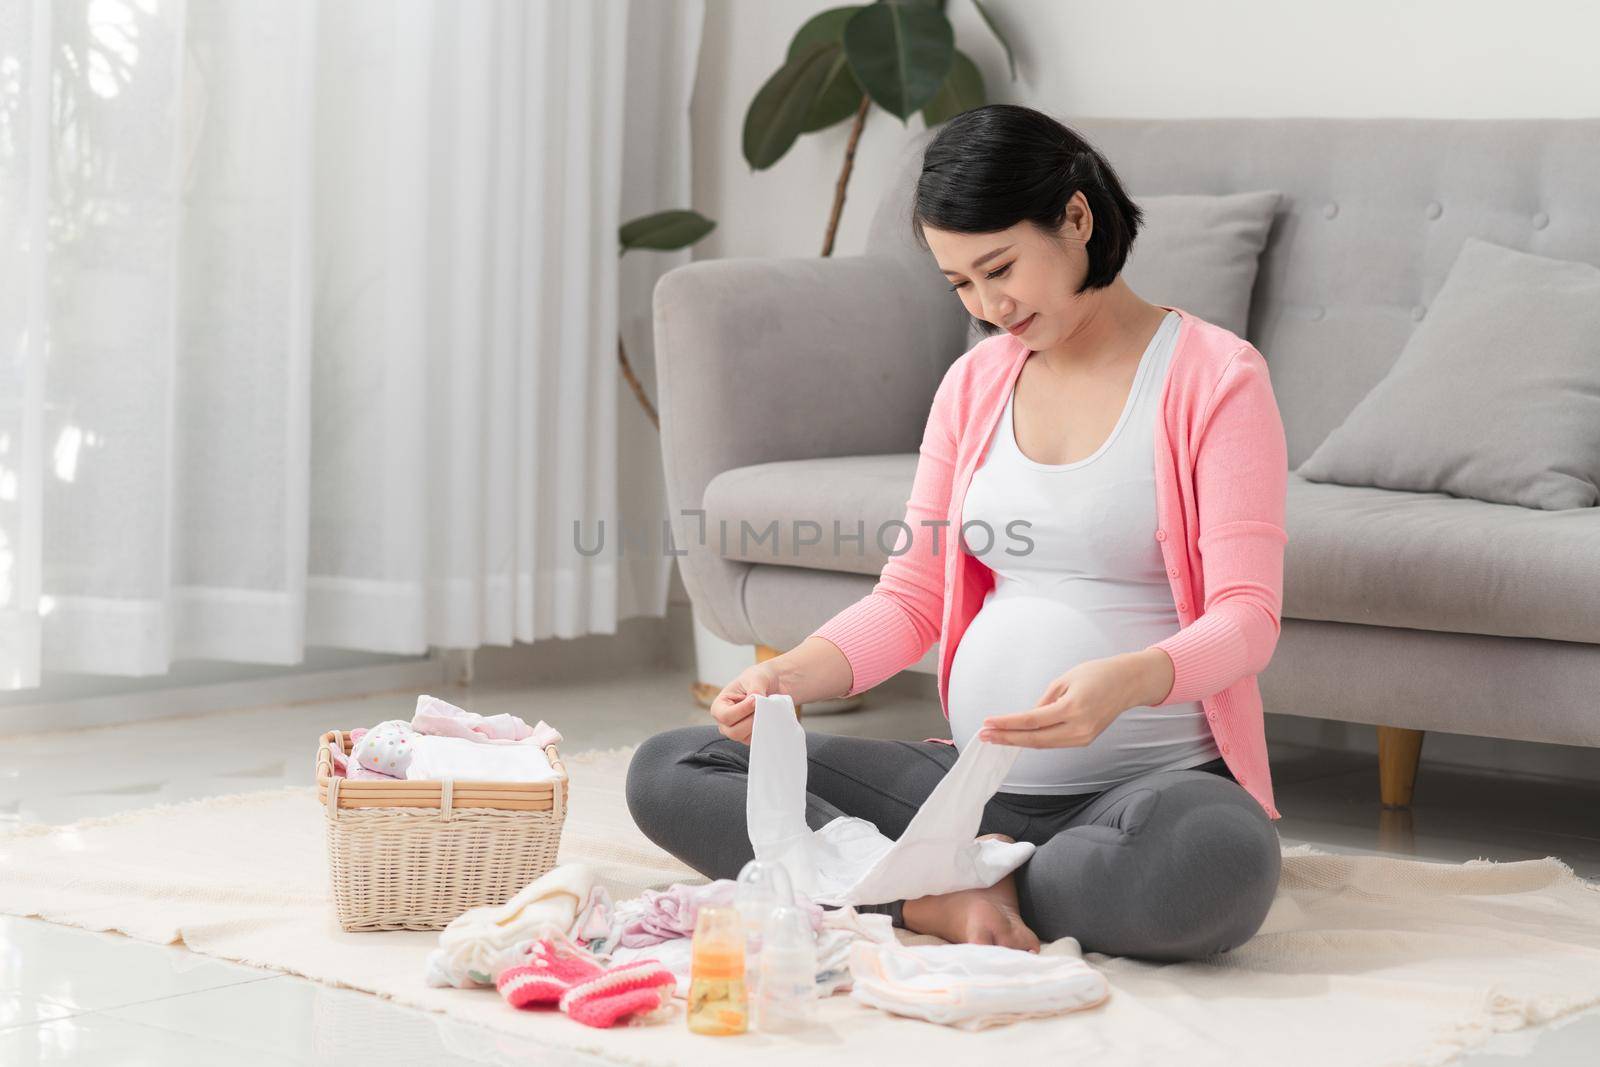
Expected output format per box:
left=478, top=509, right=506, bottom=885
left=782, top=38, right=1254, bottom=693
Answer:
left=344, top=697, right=562, bottom=781
left=813, top=901, right=897, bottom=995
left=351, top=719, right=560, bottom=783
left=412, top=694, right=563, bottom=749
left=746, top=693, right=1035, bottom=907
left=847, top=941, right=1110, bottom=1030
left=607, top=878, right=825, bottom=950
left=405, top=732, right=559, bottom=781
left=425, top=863, right=601, bottom=988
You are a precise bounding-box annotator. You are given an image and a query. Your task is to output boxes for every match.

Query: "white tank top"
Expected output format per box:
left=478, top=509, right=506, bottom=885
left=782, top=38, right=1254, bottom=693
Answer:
left=947, top=311, right=1220, bottom=793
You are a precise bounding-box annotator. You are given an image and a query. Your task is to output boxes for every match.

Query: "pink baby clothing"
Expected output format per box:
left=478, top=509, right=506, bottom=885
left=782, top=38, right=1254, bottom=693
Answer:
left=498, top=937, right=677, bottom=1029
left=609, top=879, right=824, bottom=949
left=412, top=694, right=562, bottom=749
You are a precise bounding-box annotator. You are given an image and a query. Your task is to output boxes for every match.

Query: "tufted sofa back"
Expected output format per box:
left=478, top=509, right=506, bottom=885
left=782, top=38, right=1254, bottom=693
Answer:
left=868, top=118, right=1600, bottom=467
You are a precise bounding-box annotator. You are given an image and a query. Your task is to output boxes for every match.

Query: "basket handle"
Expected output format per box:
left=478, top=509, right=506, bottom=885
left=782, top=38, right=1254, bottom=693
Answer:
left=440, top=778, right=454, bottom=820
left=546, top=743, right=566, bottom=822
left=326, top=774, right=341, bottom=820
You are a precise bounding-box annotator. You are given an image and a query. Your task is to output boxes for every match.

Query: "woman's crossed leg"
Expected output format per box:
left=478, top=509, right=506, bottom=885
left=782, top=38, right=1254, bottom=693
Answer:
left=624, top=724, right=1280, bottom=961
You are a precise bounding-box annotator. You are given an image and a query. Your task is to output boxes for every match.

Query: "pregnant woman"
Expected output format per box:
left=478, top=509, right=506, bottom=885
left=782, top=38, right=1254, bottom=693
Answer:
left=627, top=104, right=1288, bottom=962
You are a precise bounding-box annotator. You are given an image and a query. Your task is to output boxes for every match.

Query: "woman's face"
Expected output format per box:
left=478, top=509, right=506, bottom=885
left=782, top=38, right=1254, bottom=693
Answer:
left=924, top=190, right=1093, bottom=348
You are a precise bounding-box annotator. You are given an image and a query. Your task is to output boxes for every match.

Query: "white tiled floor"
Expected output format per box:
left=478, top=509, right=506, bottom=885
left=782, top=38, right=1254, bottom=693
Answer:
left=2, top=666, right=1598, bottom=1065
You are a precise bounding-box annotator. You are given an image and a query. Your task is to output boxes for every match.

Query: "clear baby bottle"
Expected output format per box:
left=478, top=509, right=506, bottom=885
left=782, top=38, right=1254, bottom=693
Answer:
left=755, top=904, right=818, bottom=1032
left=687, top=904, right=748, bottom=1035
left=734, top=858, right=794, bottom=998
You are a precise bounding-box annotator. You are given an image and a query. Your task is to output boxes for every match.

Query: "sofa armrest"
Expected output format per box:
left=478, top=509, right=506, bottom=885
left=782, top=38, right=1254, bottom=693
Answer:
left=654, top=250, right=966, bottom=644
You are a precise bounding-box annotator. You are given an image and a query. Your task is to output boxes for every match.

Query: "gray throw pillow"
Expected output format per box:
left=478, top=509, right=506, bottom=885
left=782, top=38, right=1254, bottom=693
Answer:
left=964, top=190, right=1280, bottom=348
left=1120, top=190, right=1281, bottom=338
left=1297, top=237, right=1600, bottom=510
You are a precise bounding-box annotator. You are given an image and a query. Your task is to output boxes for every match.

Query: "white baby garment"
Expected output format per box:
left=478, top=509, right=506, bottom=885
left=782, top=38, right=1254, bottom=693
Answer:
left=848, top=940, right=1110, bottom=1029
left=405, top=733, right=558, bottom=781
left=745, top=693, right=1036, bottom=907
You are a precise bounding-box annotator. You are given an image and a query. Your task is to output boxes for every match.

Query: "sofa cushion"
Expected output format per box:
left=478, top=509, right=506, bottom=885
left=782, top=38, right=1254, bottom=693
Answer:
left=702, top=455, right=917, bottom=577
left=1284, top=473, right=1600, bottom=645
left=1121, top=190, right=1282, bottom=339
left=1296, top=237, right=1600, bottom=510
left=707, top=458, right=1600, bottom=647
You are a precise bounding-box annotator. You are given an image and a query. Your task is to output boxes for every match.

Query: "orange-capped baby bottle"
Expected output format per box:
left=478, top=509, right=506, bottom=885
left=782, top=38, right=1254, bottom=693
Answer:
left=687, top=905, right=748, bottom=1035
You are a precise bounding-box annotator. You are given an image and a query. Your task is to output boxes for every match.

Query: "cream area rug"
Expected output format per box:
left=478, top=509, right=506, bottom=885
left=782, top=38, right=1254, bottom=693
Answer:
left=2, top=746, right=1599, bottom=1067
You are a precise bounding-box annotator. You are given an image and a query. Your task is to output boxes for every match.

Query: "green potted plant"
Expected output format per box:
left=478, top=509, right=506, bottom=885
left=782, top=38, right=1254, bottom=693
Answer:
left=744, top=0, right=1014, bottom=256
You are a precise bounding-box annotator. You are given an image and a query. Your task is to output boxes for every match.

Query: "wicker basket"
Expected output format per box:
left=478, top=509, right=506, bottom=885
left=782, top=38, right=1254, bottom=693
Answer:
left=313, top=729, right=568, bottom=932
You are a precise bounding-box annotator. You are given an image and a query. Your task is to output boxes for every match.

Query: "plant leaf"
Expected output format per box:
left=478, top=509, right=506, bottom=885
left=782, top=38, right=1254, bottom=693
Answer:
left=787, top=5, right=864, bottom=61
left=800, top=49, right=865, bottom=133
left=970, top=0, right=1017, bottom=81
left=789, top=7, right=870, bottom=132
left=842, top=1, right=954, bottom=121
left=920, top=48, right=985, bottom=127
left=743, top=39, right=843, bottom=169
left=619, top=210, right=716, bottom=253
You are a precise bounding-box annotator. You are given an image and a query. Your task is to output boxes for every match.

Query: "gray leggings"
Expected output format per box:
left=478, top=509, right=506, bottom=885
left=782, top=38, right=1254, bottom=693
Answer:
left=625, top=724, right=1282, bottom=962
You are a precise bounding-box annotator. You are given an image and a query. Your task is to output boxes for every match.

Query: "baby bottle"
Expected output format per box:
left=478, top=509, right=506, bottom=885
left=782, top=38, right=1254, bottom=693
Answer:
left=687, top=905, right=748, bottom=1035
left=734, top=858, right=794, bottom=998
left=755, top=904, right=818, bottom=1032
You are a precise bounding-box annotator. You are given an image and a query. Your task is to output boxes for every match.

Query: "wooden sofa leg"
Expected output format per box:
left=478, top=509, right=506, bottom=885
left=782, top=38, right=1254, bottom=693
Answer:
left=1377, top=726, right=1424, bottom=809
left=755, top=644, right=802, bottom=721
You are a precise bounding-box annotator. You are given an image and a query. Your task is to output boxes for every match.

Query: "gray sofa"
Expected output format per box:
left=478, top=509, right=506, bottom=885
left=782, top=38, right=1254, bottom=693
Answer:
left=653, top=117, right=1600, bottom=809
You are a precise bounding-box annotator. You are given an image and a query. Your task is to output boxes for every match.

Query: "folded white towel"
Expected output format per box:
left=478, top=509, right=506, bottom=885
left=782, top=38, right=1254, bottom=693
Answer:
left=425, top=862, right=602, bottom=988
left=847, top=941, right=1110, bottom=1029
left=405, top=733, right=558, bottom=782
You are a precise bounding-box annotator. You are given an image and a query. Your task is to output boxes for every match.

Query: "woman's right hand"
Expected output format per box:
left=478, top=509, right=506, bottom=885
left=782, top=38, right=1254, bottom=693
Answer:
left=709, top=661, right=784, bottom=744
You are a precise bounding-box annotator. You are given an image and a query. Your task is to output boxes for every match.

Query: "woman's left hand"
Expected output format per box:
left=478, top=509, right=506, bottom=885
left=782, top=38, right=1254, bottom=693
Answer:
left=977, top=651, right=1171, bottom=749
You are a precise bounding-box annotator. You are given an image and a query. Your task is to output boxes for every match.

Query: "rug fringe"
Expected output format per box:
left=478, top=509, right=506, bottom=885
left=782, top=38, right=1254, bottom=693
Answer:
left=1405, top=986, right=1600, bottom=1067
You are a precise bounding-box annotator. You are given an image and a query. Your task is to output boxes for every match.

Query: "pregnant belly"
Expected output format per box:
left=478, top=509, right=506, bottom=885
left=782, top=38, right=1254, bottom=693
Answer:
left=946, top=590, right=1216, bottom=792
left=947, top=593, right=1127, bottom=732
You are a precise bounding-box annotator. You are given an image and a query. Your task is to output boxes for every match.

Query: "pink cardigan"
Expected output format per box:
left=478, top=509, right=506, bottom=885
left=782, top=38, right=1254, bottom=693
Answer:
left=807, top=306, right=1289, bottom=821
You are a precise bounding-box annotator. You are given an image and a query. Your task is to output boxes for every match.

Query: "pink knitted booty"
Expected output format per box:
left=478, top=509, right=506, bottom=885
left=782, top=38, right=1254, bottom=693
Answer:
left=558, top=959, right=678, bottom=1029
left=497, top=938, right=607, bottom=1009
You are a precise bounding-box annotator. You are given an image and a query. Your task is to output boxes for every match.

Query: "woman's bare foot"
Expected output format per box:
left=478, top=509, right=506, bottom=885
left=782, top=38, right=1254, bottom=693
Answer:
left=899, top=833, right=1041, bottom=952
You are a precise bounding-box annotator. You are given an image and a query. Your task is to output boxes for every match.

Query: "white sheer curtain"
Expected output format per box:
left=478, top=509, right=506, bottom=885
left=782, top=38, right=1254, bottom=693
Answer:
left=0, top=0, right=703, bottom=689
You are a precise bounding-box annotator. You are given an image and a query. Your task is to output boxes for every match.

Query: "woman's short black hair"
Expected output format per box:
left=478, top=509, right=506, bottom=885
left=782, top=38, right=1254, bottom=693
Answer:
left=912, top=104, right=1144, bottom=337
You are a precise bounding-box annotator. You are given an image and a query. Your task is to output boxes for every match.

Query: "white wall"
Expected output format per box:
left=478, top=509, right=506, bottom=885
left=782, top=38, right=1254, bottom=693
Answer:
left=688, top=0, right=1600, bottom=268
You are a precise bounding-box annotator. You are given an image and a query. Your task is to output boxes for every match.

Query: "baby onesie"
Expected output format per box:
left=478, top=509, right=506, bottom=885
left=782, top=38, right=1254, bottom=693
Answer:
left=745, top=693, right=1034, bottom=907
